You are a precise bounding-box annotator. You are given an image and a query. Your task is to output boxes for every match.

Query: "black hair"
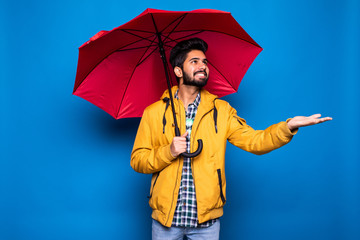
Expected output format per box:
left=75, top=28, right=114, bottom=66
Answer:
left=169, top=38, right=208, bottom=82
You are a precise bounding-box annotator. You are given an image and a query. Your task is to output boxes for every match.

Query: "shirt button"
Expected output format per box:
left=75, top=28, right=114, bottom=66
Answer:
left=183, top=202, right=186, bottom=206
left=184, top=169, right=188, bottom=172
left=184, top=187, right=187, bottom=191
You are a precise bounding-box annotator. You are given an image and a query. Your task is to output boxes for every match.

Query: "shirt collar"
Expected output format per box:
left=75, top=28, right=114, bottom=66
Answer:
left=174, top=90, right=201, bottom=108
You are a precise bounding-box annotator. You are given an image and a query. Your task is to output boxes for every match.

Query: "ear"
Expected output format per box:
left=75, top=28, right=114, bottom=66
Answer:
left=174, top=66, right=183, bottom=78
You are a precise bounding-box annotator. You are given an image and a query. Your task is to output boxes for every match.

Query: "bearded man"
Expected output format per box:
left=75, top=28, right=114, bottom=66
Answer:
left=131, top=38, right=332, bottom=240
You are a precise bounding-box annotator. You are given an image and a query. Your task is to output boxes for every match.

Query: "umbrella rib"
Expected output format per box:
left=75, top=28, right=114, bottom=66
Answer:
left=121, top=29, right=157, bottom=44
left=136, top=46, right=159, bottom=66
left=115, top=37, right=152, bottom=52
left=161, top=14, right=188, bottom=43
left=163, top=30, right=204, bottom=46
left=207, top=60, right=236, bottom=92
left=121, top=29, right=155, bottom=34
left=158, top=14, right=260, bottom=49
left=116, top=36, right=159, bottom=118
left=75, top=37, right=157, bottom=92
left=114, top=45, right=158, bottom=52
left=149, top=12, right=188, bottom=46
left=169, top=29, right=262, bottom=48
left=158, top=14, right=188, bottom=34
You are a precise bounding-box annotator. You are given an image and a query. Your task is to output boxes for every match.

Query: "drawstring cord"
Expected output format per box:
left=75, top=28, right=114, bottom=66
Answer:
left=213, top=104, right=218, bottom=133
left=162, top=97, right=218, bottom=134
left=162, top=97, right=170, bottom=134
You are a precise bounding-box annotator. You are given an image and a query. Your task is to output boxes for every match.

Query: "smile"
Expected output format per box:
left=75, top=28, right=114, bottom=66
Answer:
left=194, top=72, right=207, bottom=77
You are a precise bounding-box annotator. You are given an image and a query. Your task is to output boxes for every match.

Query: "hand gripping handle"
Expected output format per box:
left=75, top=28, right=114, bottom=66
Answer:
left=181, top=139, right=203, bottom=158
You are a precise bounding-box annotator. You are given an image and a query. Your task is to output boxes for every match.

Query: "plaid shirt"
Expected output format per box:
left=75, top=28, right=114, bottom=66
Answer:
left=172, top=90, right=217, bottom=228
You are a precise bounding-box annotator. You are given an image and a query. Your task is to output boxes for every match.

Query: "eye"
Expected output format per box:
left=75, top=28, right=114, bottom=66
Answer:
left=191, top=60, right=198, bottom=64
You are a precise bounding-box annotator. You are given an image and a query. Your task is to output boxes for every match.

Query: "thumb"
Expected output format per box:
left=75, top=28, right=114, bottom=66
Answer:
left=181, top=131, right=188, bottom=137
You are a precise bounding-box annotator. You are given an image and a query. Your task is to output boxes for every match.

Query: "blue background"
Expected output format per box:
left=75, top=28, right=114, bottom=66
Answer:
left=1, top=0, right=359, bottom=239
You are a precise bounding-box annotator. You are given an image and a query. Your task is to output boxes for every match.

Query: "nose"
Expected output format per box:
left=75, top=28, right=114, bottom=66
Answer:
left=198, top=62, right=206, bottom=70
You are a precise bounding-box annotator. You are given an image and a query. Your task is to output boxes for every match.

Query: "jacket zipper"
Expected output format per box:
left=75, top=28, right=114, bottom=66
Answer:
left=190, top=107, right=214, bottom=155
left=190, top=99, right=218, bottom=155
left=190, top=106, right=214, bottom=179
left=190, top=107, right=215, bottom=213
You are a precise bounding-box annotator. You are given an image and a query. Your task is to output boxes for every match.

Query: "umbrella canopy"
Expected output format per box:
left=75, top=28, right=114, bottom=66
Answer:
left=73, top=8, right=262, bottom=119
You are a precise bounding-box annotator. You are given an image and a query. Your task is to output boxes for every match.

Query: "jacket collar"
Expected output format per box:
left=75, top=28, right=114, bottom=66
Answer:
left=161, top=86, right=218, bottom=113
left=174, top=89, right=201, bottom=109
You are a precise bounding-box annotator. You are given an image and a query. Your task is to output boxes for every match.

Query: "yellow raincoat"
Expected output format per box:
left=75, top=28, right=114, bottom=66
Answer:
left=131, top=86, right=297, bottom=227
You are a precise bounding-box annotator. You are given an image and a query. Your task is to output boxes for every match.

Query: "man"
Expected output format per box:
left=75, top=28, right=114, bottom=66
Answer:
left=130, top=38, right=332, bottom=240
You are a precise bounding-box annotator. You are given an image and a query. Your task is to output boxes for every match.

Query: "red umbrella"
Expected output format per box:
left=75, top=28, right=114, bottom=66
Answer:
left=73, top=8, right=262, bottom=119
left=73, top=8, right=262, bottom=157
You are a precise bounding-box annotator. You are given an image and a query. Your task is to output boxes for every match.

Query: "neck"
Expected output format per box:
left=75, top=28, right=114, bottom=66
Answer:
left=178, top=83, right=200, bottom=109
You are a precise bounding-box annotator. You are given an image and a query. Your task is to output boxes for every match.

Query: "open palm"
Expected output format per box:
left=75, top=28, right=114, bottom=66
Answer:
left=287, top=114, right=332, bottom=131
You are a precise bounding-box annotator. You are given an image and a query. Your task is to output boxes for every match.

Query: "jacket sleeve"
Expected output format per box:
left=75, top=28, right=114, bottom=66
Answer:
left=226, top=106, right=297, bottom=155
left=130, top=108, right=176, bottom=174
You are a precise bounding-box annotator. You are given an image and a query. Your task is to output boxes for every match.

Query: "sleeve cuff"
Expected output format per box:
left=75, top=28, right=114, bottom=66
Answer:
left=285, top=118, right=298, bottom=135
left=162, top=143, right=177, bottom=162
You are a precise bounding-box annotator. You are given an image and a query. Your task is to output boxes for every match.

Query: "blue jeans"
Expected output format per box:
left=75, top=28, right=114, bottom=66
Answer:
left=152, top=219, right=220, bottom=240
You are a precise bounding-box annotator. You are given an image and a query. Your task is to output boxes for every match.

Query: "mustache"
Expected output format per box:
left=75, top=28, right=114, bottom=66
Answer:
left=194, top=71, right=207, bottom=77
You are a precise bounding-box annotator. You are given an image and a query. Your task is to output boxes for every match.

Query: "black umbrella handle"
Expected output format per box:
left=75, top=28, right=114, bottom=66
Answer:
left=181, top=139, right=203, bottom=158
left=175, top=127, right=203, bottom=158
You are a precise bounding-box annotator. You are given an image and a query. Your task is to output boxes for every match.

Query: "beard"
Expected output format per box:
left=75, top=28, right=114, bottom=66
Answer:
left=182, top=70, right=209, bottom=88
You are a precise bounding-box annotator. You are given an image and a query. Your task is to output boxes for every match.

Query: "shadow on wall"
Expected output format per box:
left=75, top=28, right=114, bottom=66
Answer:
left=84, top=106, right=142, bottom=141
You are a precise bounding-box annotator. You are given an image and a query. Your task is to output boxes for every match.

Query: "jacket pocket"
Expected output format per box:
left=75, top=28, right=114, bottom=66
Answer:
left=234, top=115, right=246, bottom=126
left=148, top=172, right=160, bottom=199
left=216, top=169, right=226, bottom=204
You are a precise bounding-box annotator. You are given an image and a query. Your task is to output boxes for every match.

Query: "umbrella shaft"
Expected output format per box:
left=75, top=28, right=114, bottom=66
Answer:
left=156, top=33, right=180, bottom=137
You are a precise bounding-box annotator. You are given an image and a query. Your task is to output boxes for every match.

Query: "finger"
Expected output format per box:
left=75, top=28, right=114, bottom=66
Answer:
left=181, top=131, right=188, bottom=137
left=320, top=117, right=333, bottom=122
left=173, top=139, right=186, bottom=147
left=311, top=117, right=332, bottom=125
left=310, top=113, right=321, bottom=119
left=173, top=137, right=187, bottom=145
left=180, top=146, right=187, bottom=152
left=176, top=144, right=187, bottom=152
left=177, top=141, right=187, bottom=147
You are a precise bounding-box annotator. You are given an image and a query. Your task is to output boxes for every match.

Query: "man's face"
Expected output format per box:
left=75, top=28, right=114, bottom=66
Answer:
left=181, top=50, right=209, bottom=88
